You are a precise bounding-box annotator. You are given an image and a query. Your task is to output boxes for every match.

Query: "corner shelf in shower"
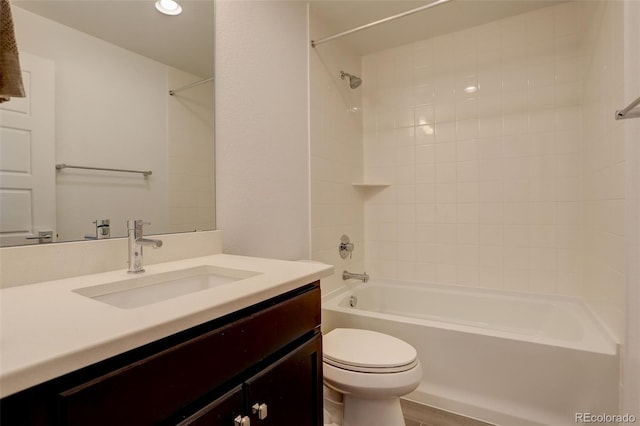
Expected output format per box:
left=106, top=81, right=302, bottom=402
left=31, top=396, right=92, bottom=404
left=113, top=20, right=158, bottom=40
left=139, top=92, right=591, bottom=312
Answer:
left=351, top=182, right=391, bottom=188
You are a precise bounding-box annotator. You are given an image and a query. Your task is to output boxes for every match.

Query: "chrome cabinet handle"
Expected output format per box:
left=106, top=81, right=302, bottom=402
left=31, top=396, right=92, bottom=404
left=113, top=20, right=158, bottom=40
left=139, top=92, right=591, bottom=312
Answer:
left=252, top=403, right=268, bottom=420
left=234, top=415, right=250, bottom=426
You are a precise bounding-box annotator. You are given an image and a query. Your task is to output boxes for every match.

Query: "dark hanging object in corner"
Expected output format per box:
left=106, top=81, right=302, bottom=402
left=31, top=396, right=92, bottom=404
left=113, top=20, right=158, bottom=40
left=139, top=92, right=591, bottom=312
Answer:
left=0, top=0, right=26, bottom=103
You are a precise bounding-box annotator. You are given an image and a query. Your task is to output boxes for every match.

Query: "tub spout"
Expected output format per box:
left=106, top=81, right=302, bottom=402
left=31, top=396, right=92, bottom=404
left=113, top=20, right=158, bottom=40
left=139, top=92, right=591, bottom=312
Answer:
left=343, top=270, right=369, bottom=283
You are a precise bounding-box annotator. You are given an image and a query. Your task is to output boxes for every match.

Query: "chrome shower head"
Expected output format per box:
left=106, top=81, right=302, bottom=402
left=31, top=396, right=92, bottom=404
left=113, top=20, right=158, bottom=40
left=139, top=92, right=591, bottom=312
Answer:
left=340, top=71, right=362, bottom=89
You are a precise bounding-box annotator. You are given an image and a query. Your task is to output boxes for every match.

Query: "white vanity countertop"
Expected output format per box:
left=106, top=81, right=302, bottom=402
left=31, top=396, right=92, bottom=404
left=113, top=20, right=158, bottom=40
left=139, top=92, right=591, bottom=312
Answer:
left=0, top=254, right=333, bottom=398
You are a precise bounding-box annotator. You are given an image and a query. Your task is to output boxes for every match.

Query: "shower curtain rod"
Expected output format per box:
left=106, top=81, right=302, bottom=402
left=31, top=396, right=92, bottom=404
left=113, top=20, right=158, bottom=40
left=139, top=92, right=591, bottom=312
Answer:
left=615, top=95, right=640, bottom=120
left=311, top=0, right=453, bottom=48
left=169, top=76, right=214, bottom=96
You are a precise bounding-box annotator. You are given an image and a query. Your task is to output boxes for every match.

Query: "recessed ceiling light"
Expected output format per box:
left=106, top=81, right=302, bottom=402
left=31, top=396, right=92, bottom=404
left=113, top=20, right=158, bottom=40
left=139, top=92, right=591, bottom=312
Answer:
left=464, top=85, right=478, bottom=94
left=155, top=0, right=182, bottom=15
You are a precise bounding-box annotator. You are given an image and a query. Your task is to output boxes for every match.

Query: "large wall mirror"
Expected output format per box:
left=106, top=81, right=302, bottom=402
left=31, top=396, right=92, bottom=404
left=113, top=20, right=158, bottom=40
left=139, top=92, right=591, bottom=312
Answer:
left=0, top=0, right=215, bottom=247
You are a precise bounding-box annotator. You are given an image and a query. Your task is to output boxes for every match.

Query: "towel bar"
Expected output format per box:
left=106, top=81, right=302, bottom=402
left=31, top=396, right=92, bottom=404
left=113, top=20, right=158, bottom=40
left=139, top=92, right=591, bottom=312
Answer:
left=55, top=163, right=152, bottom=176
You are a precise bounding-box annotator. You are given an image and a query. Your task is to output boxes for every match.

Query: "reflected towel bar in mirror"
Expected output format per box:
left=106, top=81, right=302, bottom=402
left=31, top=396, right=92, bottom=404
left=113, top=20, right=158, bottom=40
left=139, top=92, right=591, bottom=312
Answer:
left=55, top=163, right=152, bottom=176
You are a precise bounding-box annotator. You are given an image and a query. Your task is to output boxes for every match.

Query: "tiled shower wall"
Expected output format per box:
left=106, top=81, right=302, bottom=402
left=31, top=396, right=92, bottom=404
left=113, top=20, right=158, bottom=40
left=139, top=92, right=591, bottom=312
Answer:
left=310, top=12, right=365, bottom=295
left=362, top=3, right=585, bottom=294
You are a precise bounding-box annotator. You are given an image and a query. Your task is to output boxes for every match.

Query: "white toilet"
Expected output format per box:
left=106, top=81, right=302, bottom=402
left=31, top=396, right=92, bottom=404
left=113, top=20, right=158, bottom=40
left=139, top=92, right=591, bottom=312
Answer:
left=323, top=328, right=423, bottom=426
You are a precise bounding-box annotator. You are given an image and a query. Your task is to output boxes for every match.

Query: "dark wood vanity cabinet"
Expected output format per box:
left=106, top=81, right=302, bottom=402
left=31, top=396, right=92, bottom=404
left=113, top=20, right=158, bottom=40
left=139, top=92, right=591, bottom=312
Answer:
left=181, top=334, right=322, bottom=426
left=1, top=282, right=323, bottom=426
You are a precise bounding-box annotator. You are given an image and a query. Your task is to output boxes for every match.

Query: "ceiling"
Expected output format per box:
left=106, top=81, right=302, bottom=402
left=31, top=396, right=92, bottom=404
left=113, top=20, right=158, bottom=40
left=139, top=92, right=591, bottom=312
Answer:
left=13, top=0, right=565, bottom=77
left=13, top=0, right=215, bottom=78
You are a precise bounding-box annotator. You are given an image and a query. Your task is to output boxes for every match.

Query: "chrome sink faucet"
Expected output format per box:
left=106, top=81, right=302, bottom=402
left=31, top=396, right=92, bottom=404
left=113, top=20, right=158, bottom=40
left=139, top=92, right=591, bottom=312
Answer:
left=127, top=219, right=163, bottom=273
left=343, top=270, right=369, bottom=283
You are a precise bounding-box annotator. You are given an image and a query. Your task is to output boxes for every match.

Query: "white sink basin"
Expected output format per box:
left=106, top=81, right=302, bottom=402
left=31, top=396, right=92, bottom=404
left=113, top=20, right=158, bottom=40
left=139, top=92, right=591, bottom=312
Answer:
left=73, top=266, right=261, bottom=309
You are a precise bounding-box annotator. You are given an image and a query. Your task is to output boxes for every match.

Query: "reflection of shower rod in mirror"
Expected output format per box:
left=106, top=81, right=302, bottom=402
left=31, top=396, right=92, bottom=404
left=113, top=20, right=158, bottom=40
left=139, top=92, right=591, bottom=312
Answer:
left=169, top=76, right=214, bottom=96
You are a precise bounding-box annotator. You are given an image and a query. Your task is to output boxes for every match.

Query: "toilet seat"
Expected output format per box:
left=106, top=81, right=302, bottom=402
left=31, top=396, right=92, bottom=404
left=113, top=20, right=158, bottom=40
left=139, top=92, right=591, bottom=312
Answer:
left=323, top=328, right=418, bottom=373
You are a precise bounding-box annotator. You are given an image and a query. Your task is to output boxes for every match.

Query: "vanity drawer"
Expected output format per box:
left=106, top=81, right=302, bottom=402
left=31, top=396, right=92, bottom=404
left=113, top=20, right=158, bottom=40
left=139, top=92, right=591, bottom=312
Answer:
left=58, top=284, right=320, bottom=426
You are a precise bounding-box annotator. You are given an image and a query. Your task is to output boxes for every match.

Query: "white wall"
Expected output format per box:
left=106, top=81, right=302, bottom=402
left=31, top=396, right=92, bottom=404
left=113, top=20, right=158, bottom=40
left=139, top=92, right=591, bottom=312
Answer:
left=362, top=3, right=584, bottom=296
left=309, top=11, right=364, bottom=295
left=215, top=0, right=310, bottom=260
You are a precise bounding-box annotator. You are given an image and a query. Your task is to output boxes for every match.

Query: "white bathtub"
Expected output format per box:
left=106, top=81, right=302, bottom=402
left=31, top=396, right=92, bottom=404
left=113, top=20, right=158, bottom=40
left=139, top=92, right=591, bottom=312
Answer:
left=322, top=280, right=619, bottom=426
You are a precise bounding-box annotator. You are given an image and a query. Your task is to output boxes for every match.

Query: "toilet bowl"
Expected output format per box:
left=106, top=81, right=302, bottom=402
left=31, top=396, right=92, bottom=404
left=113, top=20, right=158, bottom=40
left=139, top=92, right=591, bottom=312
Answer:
left=323, top=328, right=422, bottom=426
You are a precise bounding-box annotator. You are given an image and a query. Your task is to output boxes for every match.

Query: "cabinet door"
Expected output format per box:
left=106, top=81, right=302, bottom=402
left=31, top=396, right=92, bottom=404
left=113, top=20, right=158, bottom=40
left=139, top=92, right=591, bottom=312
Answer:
left=245, top=334, right=322, bottom=426
left=177, top=385, right=243, bottom=426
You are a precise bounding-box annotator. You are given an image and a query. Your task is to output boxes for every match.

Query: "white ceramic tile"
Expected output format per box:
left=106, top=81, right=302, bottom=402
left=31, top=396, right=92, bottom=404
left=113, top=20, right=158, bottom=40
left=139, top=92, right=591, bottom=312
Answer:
left=397, top=185, right=417, bottom=204
left=479, top=224, right=504, bottom=246
left=436, top=162, right=457, bottom=183
left=396, top=146, right=416, bottom=165
left=525, top=85, right=556, bottom=111
left=457, top=225, right=479, bottom=245
left=501, top=15, right=527, bottom=49
left=503, top=112, right=529, bottom=135
left=415, top=105, right=435, bottom=126
left=456, top=98, right=479, bottom=120
left=479, top=158, right=503, bottom=181
left=477, top=94, right=502, bottom=117
left=416, top=204, right=437, bottom=224
left=436, top=244, right=457, bottom=266
left=478, top=265, right=504, bottom=288
left=454, top=264, right=477, bottom=286
left=416, top=183, right=436, bottom=203
left=395, top=164, right=416, bottom=184
left=503, top=180, right=529, bottom=202
left=436, top=203, right=457, bottom=224
left=415, top=144, right=435, bottom=164
left=478, top=203, right=505, bottom=226
left=456, top=119, right=479, bottom=140
left=502, top=65, right=529, bottom=93
left=415, top=124, right=435, bottom=144
left=433, top=76, right=457, bottom=101
left=555, top=56, right=580, bottom=84
left=456, top=139, right=479, bottom=162
left=530, top=202, right=556, bottom=225
left=435, top=103, right=456, bottom=124
left=397, top=204, right=416, bottom=224
left=415, top=242, right=437, bottom=262
left=478, top=137, right=504, bottom=159
left=435, top=263, right=457, bottom=284
left=416, top=164, right=436, bottom=183
left=554, top=2, right=580, bottom=38
left=457, top=182, right=479, bottom=204
left=398, top=224, right=417, bottom=243
left=436, top=183, right=457, bottom=203
left=414, top=84, right=435, bottom=106
left=457, top=203, right=479, bottom=224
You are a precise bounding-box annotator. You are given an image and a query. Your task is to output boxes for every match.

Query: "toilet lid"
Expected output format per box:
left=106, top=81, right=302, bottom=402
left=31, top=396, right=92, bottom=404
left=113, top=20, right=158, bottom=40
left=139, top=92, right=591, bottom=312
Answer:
left=323, top=328, right=418, bottom=373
